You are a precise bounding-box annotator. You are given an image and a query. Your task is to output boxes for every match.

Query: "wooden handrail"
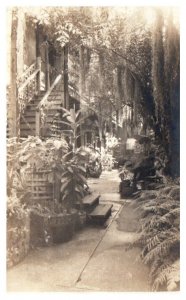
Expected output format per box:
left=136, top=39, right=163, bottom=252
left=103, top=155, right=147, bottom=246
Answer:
left=18, top=68, right=40, bottom=92
left=37, top=74, right=62, bottom=110
left=17, top=62, right=36, bottom=86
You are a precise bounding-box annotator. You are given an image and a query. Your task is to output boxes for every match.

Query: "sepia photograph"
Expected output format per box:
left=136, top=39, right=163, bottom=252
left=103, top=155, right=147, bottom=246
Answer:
left=5, top=2, right=180, bottom=294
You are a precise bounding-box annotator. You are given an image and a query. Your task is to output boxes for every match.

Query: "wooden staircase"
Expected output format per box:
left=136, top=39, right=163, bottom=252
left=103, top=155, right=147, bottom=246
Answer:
left=20, top=89, right=63, bottom=138
left=78, top=192, right=113, bottom=225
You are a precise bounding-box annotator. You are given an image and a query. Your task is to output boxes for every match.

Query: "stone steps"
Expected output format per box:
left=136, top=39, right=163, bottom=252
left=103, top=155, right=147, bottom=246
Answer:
left=78, top=192, right=113, bottom=226
left=20, top=89, right=63, bottom=138
left=88, top=204, right=113, bottom=225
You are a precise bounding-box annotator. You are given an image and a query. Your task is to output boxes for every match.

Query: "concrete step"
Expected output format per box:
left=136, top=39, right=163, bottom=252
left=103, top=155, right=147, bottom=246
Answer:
left=83, top=192, right=100, bottom=210
left=76, top=192, right=100, bottom=213
left=88, top=204, right=113, bottom=225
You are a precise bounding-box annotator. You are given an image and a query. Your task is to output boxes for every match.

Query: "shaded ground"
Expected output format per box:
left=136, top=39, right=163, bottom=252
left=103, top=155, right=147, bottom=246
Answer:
left=7, top=170, right=150, bottom=292
left=116, top=204, right=140, bottom=232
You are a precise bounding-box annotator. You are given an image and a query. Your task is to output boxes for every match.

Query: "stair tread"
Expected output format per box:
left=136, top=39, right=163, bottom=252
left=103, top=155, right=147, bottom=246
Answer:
left=21, top=115, right=35, bottom=118
left=82, top=192, right=100, bottom=205
left=89, top=204, right=113, bottom=217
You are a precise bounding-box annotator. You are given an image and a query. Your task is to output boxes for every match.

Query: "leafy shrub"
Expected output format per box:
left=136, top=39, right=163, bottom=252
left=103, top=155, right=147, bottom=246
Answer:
left=7, top=195, right=27, bottom=219
left=60, top=148, right=89, bottom=212
left=7, top=194, right=30, bottom=268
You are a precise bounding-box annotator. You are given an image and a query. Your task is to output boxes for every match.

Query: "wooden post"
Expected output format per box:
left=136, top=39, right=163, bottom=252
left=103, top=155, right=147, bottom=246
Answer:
left=115, top=110, right=119, bottom=138
left=85, top=132, right=87, bottom=146
left=64, top=44, right=69, bottom=109
left=45, top=42, right=50, bottom=91
left=57, top=50, right=64, bottom=105
left=36, top=23, right=41, bottom=94
left=53, top=170, right=61, bottom=202
left=79, top=45, right=85, bottom=147
left=109, top=103, right=113, bottom=135
left=35, top=110, right=40, bottom=136
left=36, top=57, right=41, bottom=94
left=10, top=8, right=19, bottom=138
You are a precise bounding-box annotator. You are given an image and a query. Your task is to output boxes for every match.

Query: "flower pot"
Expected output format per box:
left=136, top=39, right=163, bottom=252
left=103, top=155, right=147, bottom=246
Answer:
left=119, top=181, right=135, bottom=198
left=30, top=210, right=78, bottom=246
left=30, top=211, right=52, bottom=247
left=51, top=213, right=78, bottom=244
left=122, top=179, right=131, bottom=187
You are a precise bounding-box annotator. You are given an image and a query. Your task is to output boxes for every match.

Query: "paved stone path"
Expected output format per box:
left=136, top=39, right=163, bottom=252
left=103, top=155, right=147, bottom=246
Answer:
left=7, top=170, right=150, bottom=292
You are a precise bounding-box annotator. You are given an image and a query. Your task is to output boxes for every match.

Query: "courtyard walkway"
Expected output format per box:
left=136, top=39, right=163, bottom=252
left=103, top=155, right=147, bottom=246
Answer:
left=7, top=170, right=150, bottom=292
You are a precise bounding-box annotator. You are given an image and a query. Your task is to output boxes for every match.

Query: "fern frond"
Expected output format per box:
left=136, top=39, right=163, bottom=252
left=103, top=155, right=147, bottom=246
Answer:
left=156, top=199, right=179, bottom=209
left=152, top=265, right=170, bottom=291
left=141, top=215, right=162, bottom=231
left=149, top=258, right=164, bottom=280
left=161, top=208, right=180, bottom=223
left=134, top=199, right=157, bottom=211
left=143, top=231, right=179, bottom=265
left=152, top=260, right=179, bottom=291
left=146, top=234, right=161, bottom=252
left=128, top=233, right=147, bottom=249
left=167, top=259, right=180, bottom=291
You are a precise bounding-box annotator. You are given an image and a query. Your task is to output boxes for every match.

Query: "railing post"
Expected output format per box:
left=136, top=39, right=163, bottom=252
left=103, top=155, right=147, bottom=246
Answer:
left=35, top=110, right=40, bottom=136
left=53, top=170, right=61, bottom=203
left=64, top=44, right=69, bottom=109
left=10, top=9, right=19, bottom=138
left=45, top=42, right=50, bottom=91
left=36, top=57, right=41, bottom=94
left=36, top=22, right=41, bottom=95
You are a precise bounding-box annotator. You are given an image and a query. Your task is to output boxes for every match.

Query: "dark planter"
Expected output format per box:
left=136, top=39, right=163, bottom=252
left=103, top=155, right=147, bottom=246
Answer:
left=30, top=211, right=78, bottom=246
left=119, top=181, right=135, bottom=198
left=51, top=213, right=77, bottom=244
left=121, top=179, right=131, bottom=187
left=30, top=211, right=52, bottom=247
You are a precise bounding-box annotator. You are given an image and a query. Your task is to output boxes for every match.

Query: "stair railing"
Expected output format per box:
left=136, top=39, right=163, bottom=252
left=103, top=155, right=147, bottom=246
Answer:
left=17, top=58, right=41, bottom=115
left=36, top=73, right=62, bottom=136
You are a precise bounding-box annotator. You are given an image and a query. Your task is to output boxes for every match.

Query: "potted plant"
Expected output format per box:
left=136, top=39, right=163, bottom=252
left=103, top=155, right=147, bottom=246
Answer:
left=55, top=108, right=90, bottom=233
left=119, top=163, right=135, bottom=198
left=7, top=136, right=70, bottom=248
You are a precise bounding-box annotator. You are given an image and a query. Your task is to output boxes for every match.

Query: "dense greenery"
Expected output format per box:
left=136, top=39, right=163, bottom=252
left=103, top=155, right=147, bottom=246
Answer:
left=8, top=7, right=180, bottom=284
left=129, top=184, right=180, bottom=291
left=27, top=7, right=179, bottom=177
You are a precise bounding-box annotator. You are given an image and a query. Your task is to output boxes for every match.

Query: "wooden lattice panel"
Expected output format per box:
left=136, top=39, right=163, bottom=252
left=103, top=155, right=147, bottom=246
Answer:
left=26, top=170, right=54, bottom=207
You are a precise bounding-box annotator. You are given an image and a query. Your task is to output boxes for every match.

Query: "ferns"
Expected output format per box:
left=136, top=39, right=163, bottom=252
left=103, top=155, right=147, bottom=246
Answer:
left=130, top=184, right=180, bottom=291
left=143, top=231, right=179, bottom=265
left=152, top=265, right=171, bottom=291
left=152, top=260, right=180, bottom=291
left=146, top=234, right=161, bottom=252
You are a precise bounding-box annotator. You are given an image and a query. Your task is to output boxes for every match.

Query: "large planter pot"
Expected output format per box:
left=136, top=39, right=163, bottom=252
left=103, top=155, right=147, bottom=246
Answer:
left=75, top=212, right=87, bottom=230
left=119, top=181, right=135, bottom=198
left=51, top=213, right=77, bottom=244
left=7, top=211, right=30, bottom=268
left=30, top=211, right=51, bottom=247
left=30, top=210, right=78, bottom=246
